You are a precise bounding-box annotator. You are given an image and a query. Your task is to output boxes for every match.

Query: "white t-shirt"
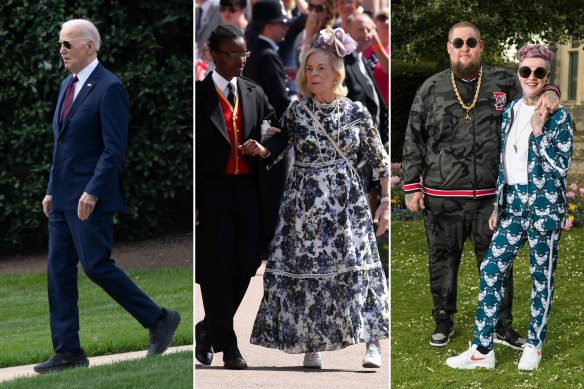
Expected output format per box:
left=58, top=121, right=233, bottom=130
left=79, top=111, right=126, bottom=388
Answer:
left=504, top=100, right=535, bottom=185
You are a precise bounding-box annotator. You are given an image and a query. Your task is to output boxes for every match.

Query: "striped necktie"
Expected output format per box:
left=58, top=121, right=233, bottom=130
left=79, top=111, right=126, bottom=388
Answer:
left=61, top=75, right=79, bottom=122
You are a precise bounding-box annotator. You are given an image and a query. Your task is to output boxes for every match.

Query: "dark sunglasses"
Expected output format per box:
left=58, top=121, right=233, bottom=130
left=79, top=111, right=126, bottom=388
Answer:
left=449, top=37, right=478, bottom=49
left=57, top=40, right=84, bottom=49
left=308, top=3, right=325, bottom=12
left=518, top=66, right=548, bottom=79
left=220, top=6, right=240, bottom=12
left=216, top=49, right=251, bottom=60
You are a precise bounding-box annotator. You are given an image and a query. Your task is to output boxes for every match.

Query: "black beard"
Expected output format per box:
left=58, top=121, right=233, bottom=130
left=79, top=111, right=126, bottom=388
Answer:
left=452, top=60, right=482, bottom=79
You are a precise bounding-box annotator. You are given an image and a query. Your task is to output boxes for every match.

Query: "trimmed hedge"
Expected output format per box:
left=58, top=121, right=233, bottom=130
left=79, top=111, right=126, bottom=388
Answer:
left=0, top=1, right=192, bottom=252
left=390, top=60, right=441, bottom=162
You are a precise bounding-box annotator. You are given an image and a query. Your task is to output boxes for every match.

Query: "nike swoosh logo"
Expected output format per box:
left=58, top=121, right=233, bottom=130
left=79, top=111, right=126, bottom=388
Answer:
left=470, top=355, right=486, bottom=361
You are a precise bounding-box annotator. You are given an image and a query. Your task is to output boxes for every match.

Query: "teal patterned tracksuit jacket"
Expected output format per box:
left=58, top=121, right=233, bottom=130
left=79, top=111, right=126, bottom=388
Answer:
left=473, top=98, right=573, bottom=350
left=495, top=98, right=573, bottom=230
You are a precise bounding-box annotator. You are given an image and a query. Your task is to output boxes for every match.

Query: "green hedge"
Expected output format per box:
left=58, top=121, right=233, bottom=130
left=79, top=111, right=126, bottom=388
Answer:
left=390, top=60, right=441, bottom=162
left=0, top=0, right=192, bottom=252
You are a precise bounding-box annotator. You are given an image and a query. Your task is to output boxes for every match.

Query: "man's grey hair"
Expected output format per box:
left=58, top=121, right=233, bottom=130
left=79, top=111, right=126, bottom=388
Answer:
left=61, top=19, right=101, bottom=51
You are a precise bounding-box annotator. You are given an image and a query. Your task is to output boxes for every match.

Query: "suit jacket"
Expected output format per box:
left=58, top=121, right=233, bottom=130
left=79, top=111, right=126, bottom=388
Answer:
left=243, top=38, right=290, bottom=119
left=47, top=63, right=127, bottom=213
left=195, top=73, right=277, bottom=222
left=344, top=52, right=388, bottom=140
left=195, top=0, right=221, bottom=49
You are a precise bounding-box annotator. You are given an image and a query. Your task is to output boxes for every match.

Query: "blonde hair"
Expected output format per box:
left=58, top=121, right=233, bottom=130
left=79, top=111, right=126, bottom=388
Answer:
left=296, top=47, right=348, bottom=98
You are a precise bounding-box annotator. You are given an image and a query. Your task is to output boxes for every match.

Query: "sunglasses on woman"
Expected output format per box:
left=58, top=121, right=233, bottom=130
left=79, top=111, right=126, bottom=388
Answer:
left=308, top=3, right=325, bottom=12
left=518, top=66, right=548, bottom=79
left=449, top=37, right=478, bottom=49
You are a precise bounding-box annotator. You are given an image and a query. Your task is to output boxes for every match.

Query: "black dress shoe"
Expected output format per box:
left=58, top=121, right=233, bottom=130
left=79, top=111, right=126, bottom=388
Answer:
left=147, top=308, right=181, bottom=356
left=33, top=351, right=89, bottom=374
left=223, top=347, right=247, bottom=370
left=195, top=320, right=213, bottom=365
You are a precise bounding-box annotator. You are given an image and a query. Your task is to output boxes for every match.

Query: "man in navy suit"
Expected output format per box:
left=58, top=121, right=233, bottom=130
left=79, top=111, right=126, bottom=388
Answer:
left=34, top=19, right=181, bottom=374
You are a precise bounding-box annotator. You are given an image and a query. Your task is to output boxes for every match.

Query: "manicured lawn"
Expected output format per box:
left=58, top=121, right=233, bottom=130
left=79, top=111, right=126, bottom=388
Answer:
left=0, top=268, right=192, bottom=368
left=391, top=221, right=584, bottom=387
left=3, top=351, right=193, bottom=389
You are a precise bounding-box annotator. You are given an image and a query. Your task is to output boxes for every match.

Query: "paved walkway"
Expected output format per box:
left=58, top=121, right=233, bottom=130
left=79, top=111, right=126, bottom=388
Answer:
left=0, top=345, right=193, bottom=383
left=195, top=263, right=389, bottom=389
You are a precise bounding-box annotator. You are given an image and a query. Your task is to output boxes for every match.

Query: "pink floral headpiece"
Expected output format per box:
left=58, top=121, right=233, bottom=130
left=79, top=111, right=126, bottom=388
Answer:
left=313, top=28, right=357, bottom=57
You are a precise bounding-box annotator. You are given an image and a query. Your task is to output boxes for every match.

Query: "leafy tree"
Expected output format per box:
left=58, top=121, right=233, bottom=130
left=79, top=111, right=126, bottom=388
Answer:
left=392, top=0, right=584, bottom=66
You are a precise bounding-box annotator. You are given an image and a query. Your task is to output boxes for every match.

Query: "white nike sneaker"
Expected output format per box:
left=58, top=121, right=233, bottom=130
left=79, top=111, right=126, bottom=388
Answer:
left=362, top=341, right=382, bottom=368
left=518, top=343, right=542, bottom=370
left=303, top=352, right=322, bottom=368
left=446, top=343, right=495, bottom=369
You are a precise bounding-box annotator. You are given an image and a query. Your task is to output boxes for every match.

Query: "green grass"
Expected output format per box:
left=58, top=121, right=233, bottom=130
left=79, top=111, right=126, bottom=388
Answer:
left=0, top=268, right=192, bottom=368
left=3, top=351, right=193, bottom=389
left=391, top=221, right=584, bottom=388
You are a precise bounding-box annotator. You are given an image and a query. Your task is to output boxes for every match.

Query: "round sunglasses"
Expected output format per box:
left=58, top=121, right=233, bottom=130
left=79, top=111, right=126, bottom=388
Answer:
left=449, top=37, right=478, bottom=49
left=518, top=66, right=548, bottom=79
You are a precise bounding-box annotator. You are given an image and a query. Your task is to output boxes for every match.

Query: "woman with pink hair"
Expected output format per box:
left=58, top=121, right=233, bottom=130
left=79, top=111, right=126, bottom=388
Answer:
left=446, top=44, right=573, bottom=371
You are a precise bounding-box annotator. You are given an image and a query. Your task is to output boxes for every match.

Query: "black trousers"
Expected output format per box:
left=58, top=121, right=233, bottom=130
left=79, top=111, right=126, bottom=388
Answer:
left=423, top=196, right=514, bottom=331
left=196, top=174, right=261, bottom=352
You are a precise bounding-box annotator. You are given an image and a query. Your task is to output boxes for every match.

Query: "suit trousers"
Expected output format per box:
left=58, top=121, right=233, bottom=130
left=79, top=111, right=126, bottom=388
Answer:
left=196, top=173, right=261, bottom=352
left=48, top=211, right=161, bottom=353
left=423, top=196, right=514, bottom=331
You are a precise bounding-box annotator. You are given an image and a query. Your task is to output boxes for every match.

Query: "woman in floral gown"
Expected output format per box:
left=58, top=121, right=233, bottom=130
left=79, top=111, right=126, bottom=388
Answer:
left=241, top=28, right=389, bottom=369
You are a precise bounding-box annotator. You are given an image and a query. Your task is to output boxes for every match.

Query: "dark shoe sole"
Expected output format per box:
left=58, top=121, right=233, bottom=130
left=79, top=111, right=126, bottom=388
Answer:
left=429, top=329, right=454, bottom=347
left=147, top=311, right=181, bottom=356
left=33, top=359, right=89, bottom=374
left=224, top=360, right=247, bottom=370
left=362, top=362, right=381, bottom=368
left=494, top=337, right=525, bottom=351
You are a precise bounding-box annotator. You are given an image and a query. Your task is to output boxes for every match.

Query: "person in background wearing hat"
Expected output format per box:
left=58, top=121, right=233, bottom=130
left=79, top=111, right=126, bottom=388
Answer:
left=244, top=0, right=290, bottom=118
left=243, top=0, right=292, bottom=254
left=195, top=24, right=278, bottom=370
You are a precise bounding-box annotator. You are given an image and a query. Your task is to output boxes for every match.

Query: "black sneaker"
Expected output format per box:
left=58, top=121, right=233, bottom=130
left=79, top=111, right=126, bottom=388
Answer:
left=494, top=328, right=526, bottom=350
left=33, top=351, right=89, bottom=374
left=429, top=312, right=454, bottom=347
left=147, top=308, right=181, bottom=356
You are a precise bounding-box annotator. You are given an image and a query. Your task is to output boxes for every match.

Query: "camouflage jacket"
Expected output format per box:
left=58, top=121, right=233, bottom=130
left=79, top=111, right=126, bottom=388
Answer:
left=402, top=65, right=522, bottom=198
left=495, top=99, right=573, bottom=231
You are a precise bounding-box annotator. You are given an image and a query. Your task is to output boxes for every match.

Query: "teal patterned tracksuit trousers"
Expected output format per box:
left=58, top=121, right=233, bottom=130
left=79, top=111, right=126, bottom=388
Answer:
left=472, top=184, right=560, bottom=350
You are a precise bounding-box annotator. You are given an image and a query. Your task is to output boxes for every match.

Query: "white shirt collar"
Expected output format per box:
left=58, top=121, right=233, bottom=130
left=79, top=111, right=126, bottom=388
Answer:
left=212, top=71, right=237, bottom=95
left=258, top=35, right=279, bottom=51
left=75, top=58, right=99, bottom=87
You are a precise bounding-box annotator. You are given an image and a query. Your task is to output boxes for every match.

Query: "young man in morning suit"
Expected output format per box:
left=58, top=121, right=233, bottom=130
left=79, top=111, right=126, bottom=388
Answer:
left=195, top=24, right=279, bottom=369
left=35, top=19, right=180, bottom=373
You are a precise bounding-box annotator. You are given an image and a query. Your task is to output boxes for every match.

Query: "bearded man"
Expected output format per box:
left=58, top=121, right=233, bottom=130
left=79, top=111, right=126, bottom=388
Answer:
left=401, top=21, right=560, bottom=349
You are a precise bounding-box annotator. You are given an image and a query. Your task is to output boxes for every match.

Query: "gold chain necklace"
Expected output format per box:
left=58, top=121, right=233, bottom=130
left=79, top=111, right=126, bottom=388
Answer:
left=450, top=66, right=483, bottom=123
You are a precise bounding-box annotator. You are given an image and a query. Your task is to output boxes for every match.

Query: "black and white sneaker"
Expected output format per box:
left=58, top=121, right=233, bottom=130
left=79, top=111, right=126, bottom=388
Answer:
left=429, top=312, right=454, bottom=347
left=494, top=328, right=526, bottom=351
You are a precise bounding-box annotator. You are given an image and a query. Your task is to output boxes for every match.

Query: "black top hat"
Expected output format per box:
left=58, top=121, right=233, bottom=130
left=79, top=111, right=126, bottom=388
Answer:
left=252, top=1, right=288, bottom=24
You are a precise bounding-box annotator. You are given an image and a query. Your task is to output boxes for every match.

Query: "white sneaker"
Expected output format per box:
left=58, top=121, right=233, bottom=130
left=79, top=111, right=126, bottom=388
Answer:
left=446, top=343, right=495, bottom=369
left=518, top=343, right=542, bottom=370
left=362, top=341, right=382, bottom=368
left=303, top=352, right=322, bottom=368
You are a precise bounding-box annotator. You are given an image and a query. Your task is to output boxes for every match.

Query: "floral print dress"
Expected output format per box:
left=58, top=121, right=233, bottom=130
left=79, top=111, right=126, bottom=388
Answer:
left=250, top=97, right=389, bottom=353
